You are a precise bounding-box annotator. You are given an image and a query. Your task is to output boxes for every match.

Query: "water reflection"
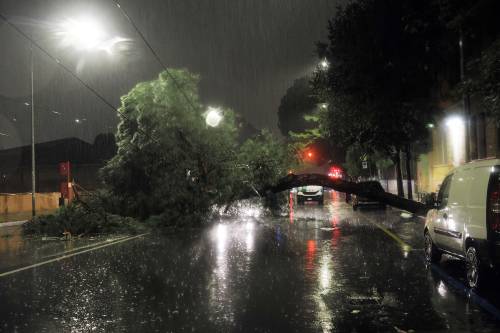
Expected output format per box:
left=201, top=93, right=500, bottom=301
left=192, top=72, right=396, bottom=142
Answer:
left=2, top=193, right=500, bottom=332
left=208, top=221, right=257, bottom=328
left=306, top=240, right=316, bottom=273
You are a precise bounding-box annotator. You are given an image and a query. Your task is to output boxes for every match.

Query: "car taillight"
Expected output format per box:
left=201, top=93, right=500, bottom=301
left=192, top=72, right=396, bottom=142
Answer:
left=488, top=175, right=500, bottom=233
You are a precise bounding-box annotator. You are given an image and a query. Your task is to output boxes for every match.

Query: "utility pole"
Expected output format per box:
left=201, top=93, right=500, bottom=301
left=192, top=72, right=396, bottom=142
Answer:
left=460, top=29, right=474, bottom=162
left=31, top=42, right=36, bottom=217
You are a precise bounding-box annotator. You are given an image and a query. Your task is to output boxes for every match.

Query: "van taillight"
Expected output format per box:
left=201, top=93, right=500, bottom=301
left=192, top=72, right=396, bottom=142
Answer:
left=488, top=185, right=500, bottom=232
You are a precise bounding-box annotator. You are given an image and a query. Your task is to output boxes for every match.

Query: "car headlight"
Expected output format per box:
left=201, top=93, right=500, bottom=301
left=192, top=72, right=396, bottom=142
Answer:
left=297, top=191, right=304, bottom=195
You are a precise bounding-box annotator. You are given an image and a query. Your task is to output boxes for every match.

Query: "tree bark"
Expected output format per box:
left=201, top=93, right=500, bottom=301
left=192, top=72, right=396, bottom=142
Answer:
left=405, top=144, right=413, bottom=200
left=262, top=173, right=428, bottom=216
left=394, top=150, right=404, bottom=197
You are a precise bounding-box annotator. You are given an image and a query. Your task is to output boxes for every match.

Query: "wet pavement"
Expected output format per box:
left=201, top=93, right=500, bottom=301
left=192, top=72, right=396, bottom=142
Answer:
left=1, top=192, right=500, bottom=332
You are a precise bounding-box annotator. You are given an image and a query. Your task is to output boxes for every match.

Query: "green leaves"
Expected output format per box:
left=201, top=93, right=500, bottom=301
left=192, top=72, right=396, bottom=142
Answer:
left=100, top=69, right=294, bottom=224
left=312, top=0, right=440, bottom=158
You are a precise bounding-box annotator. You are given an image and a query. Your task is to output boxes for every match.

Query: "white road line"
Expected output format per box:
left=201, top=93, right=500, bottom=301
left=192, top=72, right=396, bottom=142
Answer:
left=0, top=233, right=148, bottom=278
left=41, top=235, right=131, bottom=259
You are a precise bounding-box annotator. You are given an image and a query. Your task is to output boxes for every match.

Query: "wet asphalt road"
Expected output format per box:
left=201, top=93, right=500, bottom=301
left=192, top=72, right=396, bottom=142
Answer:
left=1, top=192, right=500, bottom=332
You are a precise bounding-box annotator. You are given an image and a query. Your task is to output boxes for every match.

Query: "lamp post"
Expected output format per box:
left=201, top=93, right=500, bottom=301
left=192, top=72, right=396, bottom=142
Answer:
left=30, top=42, right=36, bottom=217
left=459, top=30, right=475, bottom=162
left=26, top=17, right=115, bottom=217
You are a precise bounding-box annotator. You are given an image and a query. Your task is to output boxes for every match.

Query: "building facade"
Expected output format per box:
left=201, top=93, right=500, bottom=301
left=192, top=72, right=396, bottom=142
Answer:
left=416, top=101, right=499, bottom=194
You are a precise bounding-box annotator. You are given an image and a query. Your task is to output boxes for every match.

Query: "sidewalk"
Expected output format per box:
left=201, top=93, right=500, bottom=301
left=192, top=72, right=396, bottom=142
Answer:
left=0, top=210, right=56, bottom=226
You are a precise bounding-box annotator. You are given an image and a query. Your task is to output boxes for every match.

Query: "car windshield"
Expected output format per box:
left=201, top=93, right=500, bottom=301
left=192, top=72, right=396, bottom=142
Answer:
left=299, top=185, right=322, bottom=192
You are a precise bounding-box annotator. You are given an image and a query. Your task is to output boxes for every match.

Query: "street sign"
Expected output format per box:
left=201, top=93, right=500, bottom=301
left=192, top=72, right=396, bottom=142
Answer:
left=362, top=161, right=368, bottom=169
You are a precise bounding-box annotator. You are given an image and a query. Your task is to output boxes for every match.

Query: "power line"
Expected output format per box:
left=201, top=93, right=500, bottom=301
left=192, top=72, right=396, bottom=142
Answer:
left=110, top=0, right=199, bottom=112
left=0, top=12, right=119, bottom=114
left=0, top=12, right=163, bottom=143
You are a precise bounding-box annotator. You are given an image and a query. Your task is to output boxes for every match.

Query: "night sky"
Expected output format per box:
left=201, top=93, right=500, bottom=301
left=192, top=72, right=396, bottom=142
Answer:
left=0, top=0, right=342, bottom=149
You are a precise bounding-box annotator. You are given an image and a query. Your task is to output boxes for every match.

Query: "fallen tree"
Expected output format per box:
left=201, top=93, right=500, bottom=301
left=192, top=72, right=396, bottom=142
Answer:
left=262, top=173, right=429, bottom=216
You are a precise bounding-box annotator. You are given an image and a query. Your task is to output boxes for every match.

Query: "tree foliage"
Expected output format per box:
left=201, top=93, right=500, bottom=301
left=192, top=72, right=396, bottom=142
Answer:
left=278, top=77, right=318, bottom=137
left=100, top=69, right=293, bottom=225
left=465, top=38, right=500, bottom=119
left=313, top=0, right=442, bottom=157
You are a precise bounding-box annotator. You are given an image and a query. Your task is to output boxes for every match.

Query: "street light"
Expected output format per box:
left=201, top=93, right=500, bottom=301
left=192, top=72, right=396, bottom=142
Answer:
left=57, top=17, right=107, bottom=52
left=55, top=17, right=131, bottom=55
left=205, top=107, right=223, bottom=127
left=445, top=115, right=466, bottom=167
left=26, top=17, right=114, bottom=217
left=319, top=58, right=329, bottom=70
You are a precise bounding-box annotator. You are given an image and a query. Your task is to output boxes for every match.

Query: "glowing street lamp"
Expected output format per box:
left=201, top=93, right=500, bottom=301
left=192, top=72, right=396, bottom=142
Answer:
left=205, top=107, right=223, bottom=127
left=319, top=58, right=329, bottom=70
left=55, top=17, right=130, bottom=55
left=57, top=17, right=106, bottom=51
left=445, top=115, right=466, bottom=166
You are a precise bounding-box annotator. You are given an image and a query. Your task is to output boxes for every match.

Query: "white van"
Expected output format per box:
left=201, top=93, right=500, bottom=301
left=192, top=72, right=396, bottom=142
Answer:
left=424, top=159, right=500, bottom=288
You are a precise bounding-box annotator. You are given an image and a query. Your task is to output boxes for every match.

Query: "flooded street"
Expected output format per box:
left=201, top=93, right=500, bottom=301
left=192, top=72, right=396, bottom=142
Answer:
left=1, top=193, right=500, bottom=332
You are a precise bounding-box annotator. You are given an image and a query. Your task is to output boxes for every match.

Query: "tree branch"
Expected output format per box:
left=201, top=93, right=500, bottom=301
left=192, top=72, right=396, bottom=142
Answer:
left=262, top=173, right=428, bottom=216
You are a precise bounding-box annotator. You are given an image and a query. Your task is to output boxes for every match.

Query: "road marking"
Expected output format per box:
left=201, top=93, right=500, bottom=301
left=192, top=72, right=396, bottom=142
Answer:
left=41, top=235, right=131, bottom=259
left=360, top=213, right=412, bottom=250
left=0, top=233, right=148, bottom=278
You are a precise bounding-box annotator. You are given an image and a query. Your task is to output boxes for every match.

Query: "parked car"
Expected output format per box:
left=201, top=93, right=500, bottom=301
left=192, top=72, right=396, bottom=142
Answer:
left=297, top=185, right=324, bottom=205
left=424, top=159, right=500, bottom=288
left=350, top=181, right=386, bottom=210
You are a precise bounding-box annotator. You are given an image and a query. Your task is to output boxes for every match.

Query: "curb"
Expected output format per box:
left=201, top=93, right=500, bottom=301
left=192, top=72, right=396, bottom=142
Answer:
left=0, top=220, right=28, bottom=228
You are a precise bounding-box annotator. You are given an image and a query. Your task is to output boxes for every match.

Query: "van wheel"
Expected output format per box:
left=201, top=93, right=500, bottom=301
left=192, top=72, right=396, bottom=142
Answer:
left=424, top=232, right=442, bottom=264
left=466, top=246, right=483, bottom=289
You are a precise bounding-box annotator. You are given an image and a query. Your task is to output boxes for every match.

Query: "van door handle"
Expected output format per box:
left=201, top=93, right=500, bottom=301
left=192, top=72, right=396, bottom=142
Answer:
left=443, top=213, right=448, bottom=220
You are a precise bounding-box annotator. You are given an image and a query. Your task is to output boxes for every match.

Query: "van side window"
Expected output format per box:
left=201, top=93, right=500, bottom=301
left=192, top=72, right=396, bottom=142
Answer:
left=437, top=174, right=453, bottom=209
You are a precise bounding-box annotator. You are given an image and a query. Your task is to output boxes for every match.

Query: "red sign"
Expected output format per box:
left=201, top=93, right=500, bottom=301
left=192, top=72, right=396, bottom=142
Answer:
left=59, top=161, right=70, bottom=177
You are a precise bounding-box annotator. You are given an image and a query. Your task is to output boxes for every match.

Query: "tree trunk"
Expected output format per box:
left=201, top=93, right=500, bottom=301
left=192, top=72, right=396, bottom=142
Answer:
left=405, top=144, right=413, bottom=200
left=394, top=150, right=404, bottom=198
left=262, top=173, right=427, bottom=216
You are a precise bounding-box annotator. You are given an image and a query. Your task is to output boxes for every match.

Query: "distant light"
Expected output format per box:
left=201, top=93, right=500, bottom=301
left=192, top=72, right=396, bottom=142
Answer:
left=320, top=58, right=329, bottom=70
left=0, top=132, right=9, bottom=137
left=75, top=118, right=81, bottom=123
left=320, top=103, right=328, bottom=110
left=437, top=281, right=447, bottom=298
left=445, top=115, right=465, bottom=166
left=308, top=152, right=313, bottom=158
left=445, top=115, right=464, bottom=128
left=426, top=123, right=434, bottom=129
left=205, top=107, right=223, bottom=127
left=51, top=110, right=61, bottom=115
left=245, top=222, right=254, bottom=231
left=24, top=102, right=30, bottom=106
